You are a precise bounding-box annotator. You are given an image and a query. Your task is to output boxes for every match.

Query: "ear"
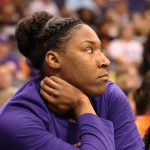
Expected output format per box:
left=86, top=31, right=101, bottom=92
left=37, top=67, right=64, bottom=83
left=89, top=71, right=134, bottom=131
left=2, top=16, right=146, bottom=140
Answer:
left=45, top=51, right=61, bottom=69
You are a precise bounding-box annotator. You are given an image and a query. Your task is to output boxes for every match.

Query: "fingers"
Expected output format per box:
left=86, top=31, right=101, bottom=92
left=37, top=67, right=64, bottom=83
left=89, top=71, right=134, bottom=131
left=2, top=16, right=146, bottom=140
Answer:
left=50, top=76, right=70, bottom=86
left=41, top=89, right=69, bottom=116
left=40, top=76, right=72, bottom=96
left=41, top=76, right=61, bottom=90
left=40, top=84, right=60, bottom=99
left=40, top=88, right=55, bottom=103
left=40, top=76, right=63, bottom=96
left=40, top=76, right=87, bottom=116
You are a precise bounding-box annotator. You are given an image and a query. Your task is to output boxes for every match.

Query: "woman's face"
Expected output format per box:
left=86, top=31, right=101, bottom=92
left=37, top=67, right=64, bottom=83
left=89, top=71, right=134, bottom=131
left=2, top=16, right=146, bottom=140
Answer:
left=58, top=24, right=110, bottom=96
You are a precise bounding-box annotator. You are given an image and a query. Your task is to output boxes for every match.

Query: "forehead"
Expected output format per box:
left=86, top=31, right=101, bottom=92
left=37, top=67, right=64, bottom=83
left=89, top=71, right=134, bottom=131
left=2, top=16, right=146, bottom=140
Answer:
left=69, top=24, right=100, bottom=45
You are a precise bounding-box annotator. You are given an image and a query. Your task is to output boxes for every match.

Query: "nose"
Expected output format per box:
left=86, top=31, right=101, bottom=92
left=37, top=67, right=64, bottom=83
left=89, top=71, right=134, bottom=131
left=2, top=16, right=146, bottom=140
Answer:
left=97, top=52, right=110, bottom=68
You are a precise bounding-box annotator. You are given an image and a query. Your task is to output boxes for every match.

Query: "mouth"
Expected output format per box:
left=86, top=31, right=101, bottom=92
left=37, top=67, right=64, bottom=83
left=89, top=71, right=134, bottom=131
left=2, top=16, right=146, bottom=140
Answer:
left=98, top=73, right=109, bottom=81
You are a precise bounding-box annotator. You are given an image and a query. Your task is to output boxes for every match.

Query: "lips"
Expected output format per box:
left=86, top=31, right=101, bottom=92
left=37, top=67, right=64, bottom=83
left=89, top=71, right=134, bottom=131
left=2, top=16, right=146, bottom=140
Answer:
left=99, top=72, right=109, bottom=78
left=98, top=72, right=109, bottom=80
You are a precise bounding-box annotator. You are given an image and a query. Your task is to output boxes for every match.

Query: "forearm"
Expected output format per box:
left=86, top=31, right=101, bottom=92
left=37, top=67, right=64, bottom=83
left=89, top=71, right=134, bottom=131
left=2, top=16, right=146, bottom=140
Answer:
left=77, top=113, right=115, bottom=150
left=74, top=95, right=96, bottom=117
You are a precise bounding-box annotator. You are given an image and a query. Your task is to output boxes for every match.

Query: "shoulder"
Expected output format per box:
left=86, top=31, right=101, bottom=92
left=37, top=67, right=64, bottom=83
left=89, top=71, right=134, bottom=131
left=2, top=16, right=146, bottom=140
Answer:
left=1, top=77, right=45, bottom=109
left=101, top=81, right=136, bottom=129
left=96, top=80, right=127, bottom=106
left=106, top=80, right=131, bottom=112
left=0, top=77, right=52, bottom=128
left=105, top=80, right=128, bottom=104
left=98, top=80, right=133, bottom=121
left=0, top=78, right=54, bottom=149
left=93, top=81, right=129, bottom=119
left=105, top=81, right=144, bottom=149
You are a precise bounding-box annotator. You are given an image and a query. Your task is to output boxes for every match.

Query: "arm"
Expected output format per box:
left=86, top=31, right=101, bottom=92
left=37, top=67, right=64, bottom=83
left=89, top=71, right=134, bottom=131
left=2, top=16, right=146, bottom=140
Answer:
left=107, top=82, right=145, bottom=150
left=0, top=108, right=115, bottom=150
left=0, top=76, right=115, bottom=150
left=39, top=76, right=115, bottom=150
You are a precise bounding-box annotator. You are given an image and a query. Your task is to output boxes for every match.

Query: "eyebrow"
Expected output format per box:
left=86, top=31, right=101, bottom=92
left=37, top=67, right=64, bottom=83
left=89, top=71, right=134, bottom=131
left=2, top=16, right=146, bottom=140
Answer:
left=81, top=40, right=101, bottom=46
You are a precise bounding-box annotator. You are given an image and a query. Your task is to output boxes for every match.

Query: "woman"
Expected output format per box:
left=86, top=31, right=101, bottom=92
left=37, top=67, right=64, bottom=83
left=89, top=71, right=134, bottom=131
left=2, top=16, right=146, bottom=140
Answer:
left=134, top=71, right=150, bottom=138
left=0, top=11, right=144, bottom=150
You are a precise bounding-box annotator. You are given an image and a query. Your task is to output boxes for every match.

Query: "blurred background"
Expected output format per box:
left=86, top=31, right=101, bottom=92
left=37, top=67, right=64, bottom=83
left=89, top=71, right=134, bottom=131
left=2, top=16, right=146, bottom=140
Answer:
left=0, top=0, right=150, bottom=138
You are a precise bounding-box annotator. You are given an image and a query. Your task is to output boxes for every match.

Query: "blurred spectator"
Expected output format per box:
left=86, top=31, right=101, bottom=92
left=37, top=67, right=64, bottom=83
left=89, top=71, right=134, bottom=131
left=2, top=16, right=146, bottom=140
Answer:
left=133, top=71, right=150, bottom=137
left=0, top=2, right=19, bottom=35
left=140, top=33, right=150, bottom=75
left=115, top=63, right=141, bottom=114
left=55, top=0, right=65, bottom=8
left=105, top=0, right=129, bottom=27
left=0, top=34, right=27, bottom=85
left=143, top=127, right=150, bottom=150
left=65, top=0, right=98, bottom=11
left=77, top=8, right=97, bottom=30
left=96, top=17, right=118, bottom=50
left=58, top=4, right=78, bottom=17
left=113, top=0, right=129, bottom=24
left=127, top=0, right=147, bottom=13
left=94, top=0, right=110, bottom=18
left=0, top=34, right=21, bottom=74
left=131, top=13, right=149, bottom=43
left=143, top=5, right=150, bottom=26
left=0, top=2, right=18, bottom=24
left=107, top=23, right=143, bottom=68
left=19, top=57, right=39, bottom=80
left=27, top=0, right=60, bottom=16
left=115, top=64, right=141, bottom=93
left=0, top=62, right=18, bottom=107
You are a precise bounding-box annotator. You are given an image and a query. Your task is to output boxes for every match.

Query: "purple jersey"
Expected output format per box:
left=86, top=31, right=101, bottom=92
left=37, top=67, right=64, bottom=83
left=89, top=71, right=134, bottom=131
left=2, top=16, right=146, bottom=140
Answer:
left=0, top=78, right=144, bottom=150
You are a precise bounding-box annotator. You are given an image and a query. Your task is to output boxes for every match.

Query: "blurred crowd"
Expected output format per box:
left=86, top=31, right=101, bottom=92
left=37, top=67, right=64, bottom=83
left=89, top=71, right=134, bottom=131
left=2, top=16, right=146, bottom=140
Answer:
left=0, top=0, right=150, bottom=140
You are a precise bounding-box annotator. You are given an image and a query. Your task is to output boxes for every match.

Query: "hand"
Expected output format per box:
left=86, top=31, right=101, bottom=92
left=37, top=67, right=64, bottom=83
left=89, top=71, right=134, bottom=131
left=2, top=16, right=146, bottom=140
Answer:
left=40, top=76, right=96, bottom=117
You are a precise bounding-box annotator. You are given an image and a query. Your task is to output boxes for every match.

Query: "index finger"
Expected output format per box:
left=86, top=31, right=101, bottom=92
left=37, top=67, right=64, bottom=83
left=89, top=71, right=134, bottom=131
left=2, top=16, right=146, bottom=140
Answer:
left=50, top=76, right=70, bottom=86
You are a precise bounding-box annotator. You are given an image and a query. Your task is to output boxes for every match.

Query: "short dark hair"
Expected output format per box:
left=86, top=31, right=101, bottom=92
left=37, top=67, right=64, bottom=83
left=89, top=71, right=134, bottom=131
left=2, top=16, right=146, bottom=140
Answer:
left=15, top=11, right=83, bottom=69
left=134, top=71, right=150, bottom=115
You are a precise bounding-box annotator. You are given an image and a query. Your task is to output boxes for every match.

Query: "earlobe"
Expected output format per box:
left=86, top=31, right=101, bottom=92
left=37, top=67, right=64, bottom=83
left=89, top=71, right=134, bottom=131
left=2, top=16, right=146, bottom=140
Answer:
left=46, top=51, right=61, bottom=69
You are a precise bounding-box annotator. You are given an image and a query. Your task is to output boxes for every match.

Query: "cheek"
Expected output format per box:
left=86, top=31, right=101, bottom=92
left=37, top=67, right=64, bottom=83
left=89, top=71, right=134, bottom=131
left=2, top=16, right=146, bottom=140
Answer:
left=60, top=57, right=107, bottom=96
left=71, top=60, right=95, bottom=80
left=61, top=57, right=92, bottom=82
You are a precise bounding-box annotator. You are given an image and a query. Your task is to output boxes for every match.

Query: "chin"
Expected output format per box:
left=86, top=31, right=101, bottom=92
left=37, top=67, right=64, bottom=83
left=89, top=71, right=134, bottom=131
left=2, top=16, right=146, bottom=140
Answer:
left=86, top=85, right=107, bottom=97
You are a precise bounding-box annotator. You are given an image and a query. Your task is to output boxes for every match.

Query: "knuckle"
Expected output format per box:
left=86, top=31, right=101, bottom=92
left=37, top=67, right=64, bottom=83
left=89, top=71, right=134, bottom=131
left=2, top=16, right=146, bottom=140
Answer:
left=40, top=89, right=43, bottom=94
left=44, top=77, right=49, bottom=83
left=54, top=90, right=60, bottom=96
left=40, top=80, right=43, bottom=87
left=50, top=76, right=55, bottom=80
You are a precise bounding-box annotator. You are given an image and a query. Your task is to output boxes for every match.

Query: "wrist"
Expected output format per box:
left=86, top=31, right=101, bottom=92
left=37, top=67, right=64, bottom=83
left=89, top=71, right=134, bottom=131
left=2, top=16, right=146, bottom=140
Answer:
left=74, top=97, right=96, bottom=117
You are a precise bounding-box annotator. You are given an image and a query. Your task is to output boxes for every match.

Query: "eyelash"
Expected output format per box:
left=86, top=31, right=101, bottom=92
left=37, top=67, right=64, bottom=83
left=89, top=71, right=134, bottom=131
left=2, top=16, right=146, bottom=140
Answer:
left=84, top=47, right=93, bottom=53
left=84, top=47, right=103, bottom=53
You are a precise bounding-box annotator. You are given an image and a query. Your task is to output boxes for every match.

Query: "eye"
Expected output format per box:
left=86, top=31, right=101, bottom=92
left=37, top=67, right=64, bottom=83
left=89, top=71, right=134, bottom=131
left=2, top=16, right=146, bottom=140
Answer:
left=84, top=47, right=93, bottom=53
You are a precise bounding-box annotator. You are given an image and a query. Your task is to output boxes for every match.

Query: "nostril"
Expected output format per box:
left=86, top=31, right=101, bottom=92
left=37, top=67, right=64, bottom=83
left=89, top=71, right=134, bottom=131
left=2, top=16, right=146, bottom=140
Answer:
left=98, top=58, right=110, bottom=68
left=101, top=64, right=108, bottom=69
